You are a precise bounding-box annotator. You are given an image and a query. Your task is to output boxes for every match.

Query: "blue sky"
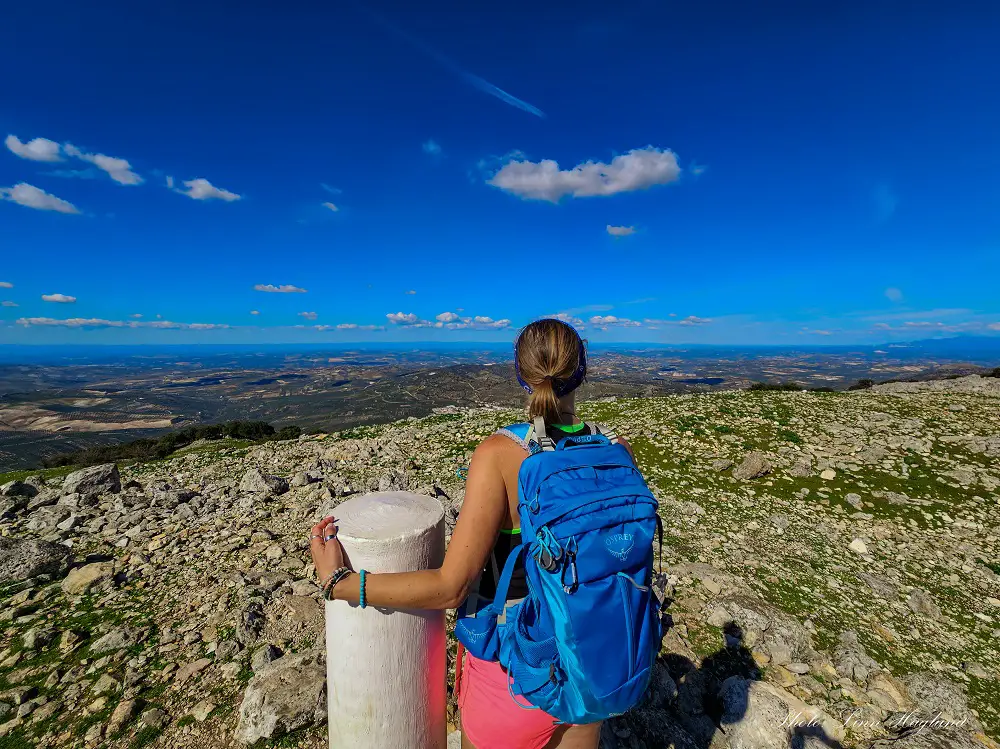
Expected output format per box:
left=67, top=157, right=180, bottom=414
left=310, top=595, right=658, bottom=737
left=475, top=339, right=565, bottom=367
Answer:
left=2, top=0, right=999, bottom=346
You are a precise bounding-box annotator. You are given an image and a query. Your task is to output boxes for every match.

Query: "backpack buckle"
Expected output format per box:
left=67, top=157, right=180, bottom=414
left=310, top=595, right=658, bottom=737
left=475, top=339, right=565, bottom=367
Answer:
left=534, top=527, right=563, bottom=572
left=538, top=547, right=557, bottom=571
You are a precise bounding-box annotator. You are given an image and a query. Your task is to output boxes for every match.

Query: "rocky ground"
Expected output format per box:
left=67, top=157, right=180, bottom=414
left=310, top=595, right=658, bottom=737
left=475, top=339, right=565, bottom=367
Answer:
left=0, top=375, right=998, bottom=749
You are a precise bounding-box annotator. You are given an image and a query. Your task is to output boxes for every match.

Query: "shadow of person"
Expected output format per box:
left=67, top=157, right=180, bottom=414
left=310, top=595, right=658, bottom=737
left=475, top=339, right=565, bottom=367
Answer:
left=789, top=723, right=844, bottom=749
left=602, top=619, right=762, bottom=749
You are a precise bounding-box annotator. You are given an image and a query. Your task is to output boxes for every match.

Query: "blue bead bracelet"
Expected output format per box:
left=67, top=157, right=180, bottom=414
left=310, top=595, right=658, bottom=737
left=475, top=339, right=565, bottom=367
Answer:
left=359, top=569, right=367, bottom=609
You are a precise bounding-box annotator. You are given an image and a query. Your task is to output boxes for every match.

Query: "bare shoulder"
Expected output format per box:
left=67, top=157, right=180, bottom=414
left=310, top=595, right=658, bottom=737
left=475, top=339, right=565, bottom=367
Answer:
left=471, top=433, right=519, bottom=462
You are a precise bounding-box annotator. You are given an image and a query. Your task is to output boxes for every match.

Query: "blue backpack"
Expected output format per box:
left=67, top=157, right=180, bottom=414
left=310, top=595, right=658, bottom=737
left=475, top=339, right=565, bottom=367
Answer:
left=455, top=417, right=662, bottom=724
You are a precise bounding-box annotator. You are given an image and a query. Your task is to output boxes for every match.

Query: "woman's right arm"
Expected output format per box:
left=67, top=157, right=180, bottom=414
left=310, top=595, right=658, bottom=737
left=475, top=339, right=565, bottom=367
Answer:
left=316, top=435, right=509, bottom=610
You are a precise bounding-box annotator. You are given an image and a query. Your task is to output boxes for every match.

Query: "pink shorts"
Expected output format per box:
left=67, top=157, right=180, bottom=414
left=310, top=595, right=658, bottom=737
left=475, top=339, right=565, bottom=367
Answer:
left=458, top=651, right=561, bottom=749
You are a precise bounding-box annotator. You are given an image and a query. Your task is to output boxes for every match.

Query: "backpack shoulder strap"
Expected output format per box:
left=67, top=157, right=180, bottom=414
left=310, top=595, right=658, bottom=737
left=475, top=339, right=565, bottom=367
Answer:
left=495, top=423, right=532, bottom=449
left=533, top=416, right=556, bottom=452
left=588, top=422, right=620, bottom=444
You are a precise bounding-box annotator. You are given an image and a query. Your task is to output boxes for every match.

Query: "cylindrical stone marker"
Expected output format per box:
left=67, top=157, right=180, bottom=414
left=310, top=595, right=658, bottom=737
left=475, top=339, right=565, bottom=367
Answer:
left=325, top=491, right=447, bottom=749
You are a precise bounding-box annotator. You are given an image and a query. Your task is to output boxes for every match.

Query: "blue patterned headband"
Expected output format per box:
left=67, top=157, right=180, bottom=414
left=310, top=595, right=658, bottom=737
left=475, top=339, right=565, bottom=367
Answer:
left=514, top=325, right=587, bottom=397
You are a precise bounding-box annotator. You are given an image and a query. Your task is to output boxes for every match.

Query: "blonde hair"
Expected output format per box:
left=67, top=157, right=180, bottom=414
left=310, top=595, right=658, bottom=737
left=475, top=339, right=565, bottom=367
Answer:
left=514, top=319, right=586, bottom=424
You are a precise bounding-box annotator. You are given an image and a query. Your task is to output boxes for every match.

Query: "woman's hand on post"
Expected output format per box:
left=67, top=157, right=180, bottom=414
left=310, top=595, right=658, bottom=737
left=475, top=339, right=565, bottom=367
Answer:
left=309, top=515, right=346, bottom=583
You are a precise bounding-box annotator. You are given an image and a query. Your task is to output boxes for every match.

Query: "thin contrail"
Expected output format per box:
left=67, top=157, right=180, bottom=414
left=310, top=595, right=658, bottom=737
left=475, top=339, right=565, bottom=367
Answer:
left=357, top=4, right=546, bottom=118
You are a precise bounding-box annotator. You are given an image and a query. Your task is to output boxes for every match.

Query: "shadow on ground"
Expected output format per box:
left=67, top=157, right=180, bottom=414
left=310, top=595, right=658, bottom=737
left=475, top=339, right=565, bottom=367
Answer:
left=600, top=612, right=846, bottom=749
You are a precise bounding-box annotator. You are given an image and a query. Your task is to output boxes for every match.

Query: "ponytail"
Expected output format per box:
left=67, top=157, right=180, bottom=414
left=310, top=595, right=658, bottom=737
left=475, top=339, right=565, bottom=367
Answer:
left=514, top=319, right=587, bottom=426
left=527, top=377, right=562, bottom=425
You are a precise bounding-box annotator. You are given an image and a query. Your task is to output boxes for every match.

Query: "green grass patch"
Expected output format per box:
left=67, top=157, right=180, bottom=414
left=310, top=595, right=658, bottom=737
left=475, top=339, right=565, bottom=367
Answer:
left=968, top=676, right=1000, bottom=739
left=0, top=732, right=34, bottom=749
left=0, top=465, right=76, bottom=486
left=129, top=726, right=162, bottom=749
left=979, top=559, right=1000, bottom=576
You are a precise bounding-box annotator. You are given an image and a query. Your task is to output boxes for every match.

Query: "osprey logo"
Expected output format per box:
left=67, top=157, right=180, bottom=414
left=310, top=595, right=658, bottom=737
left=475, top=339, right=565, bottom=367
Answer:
left=604, top=533, right=634, bottom=561
left=463, top=628, right=488, bottom=643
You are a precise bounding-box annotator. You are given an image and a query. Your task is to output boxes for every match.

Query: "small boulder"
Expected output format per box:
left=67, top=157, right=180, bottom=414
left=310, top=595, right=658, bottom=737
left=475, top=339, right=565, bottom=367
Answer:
left=845, top=493, right=864, bottom=510
left=848, top=538, right=869, bottom=555
left=140, top=708, right=169, bottom=729
left=0, top=480, right=37, bottom=498
left=91, top=627, right=138, bottom=654
left=62, top=464, right=121, bottom=499
left=907, top=589, right=942, bottom=620
left=251, top=644, right=283, bottom=673
left=175, top=658, right=212, bottom=683
left=0, top=537, right=69, bottom=583
left=22, top=628, right=55, bottom=651
left=236, top=651, right=326, bottom=744
left=732, top=452, right=772, bottom=481
left=62, top=562, right=115, bottom=597
left=0, top=496, right=29, bottom=519
left=720, top=677, right=844, bottom=748
left=239, top=469, right=289, bottom=497
left=107, top=698, right=139, bottom=735
left=190, top=700, right=216, bottom=722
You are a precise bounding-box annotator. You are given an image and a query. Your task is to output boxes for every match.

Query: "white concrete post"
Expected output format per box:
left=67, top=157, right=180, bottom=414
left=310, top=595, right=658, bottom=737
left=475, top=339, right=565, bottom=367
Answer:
left=325, top=491, right=447, bottom=749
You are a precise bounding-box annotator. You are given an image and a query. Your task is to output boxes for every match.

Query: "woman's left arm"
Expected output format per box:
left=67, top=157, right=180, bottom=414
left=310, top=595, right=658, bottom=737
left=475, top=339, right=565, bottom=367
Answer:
left=310, top=435, right=509, bottom=610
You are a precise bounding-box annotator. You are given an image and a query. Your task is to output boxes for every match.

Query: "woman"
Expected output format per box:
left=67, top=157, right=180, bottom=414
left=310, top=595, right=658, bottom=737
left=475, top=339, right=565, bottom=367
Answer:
left=310, top=318, right=635, bottom=749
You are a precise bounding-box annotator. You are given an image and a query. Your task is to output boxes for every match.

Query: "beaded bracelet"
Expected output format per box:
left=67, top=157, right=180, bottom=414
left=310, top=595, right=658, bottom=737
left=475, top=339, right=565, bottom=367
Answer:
left=318, top=569, right=338, bottom=590
left=359, top=569, right=367, bottom=609
left=318, top=567, right=347, bottom=592
left=321, top=567, right=353, bottom=601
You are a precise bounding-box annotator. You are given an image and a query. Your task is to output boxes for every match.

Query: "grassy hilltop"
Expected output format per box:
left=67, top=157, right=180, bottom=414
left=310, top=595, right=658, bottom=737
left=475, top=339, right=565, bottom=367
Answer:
left=0, top=376, right=997, bottom=749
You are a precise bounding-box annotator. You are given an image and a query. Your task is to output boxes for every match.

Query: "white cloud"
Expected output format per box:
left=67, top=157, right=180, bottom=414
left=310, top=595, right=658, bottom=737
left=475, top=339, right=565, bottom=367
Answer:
left=165, top=176, right=175, bottom=189
left=41, top=293, right=77, bottom=303
left=0, top=282, right=12, bottom=288
left=468, top=316, right=511, bottom=329
left=489, top=146, right=681, bottom=203
left=405, top=290, right=417, bottom=295
left=250, top=310, right=260, bottom=315
left=423, top=139, right=442, bottom=156
left=871, top=318, right=994, bottom=334
left=678, top=315, right=711, bottom=326
left=254, top=284, right=307, bottom=293
left=17, top=317, right=229, bottom=330
left=809, top=329, right=833, bottom=336
left=2, top=301, right=18, bottom=307
left=643, top=315, right=712, bottom=326
left=387, top=311, right=510, bottom=330
left=5, top=135, right=63, bottom=162
left=552, top=312, right=586, bottom=329
left=63, top=144, right=142, bottom=185
left=130, top=313, right=142, bottom=319
left=175, top=178, right=241, bottom=202
left=333, top=323, right=384, bottom=331
left=606, top=225, right=635, bottom=237
left=1, top=183, right=80, bottom=214
left=884, top=287, right=903, bottom=302
left=322, top=202, right=339, bottom=212
left=386, top=312, right=425, bottom=326
left=589, top=315, right=641, bottom=329
left=298, top=311, right=318, bottom=320
left=19, top=317, right=121, bottom=328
